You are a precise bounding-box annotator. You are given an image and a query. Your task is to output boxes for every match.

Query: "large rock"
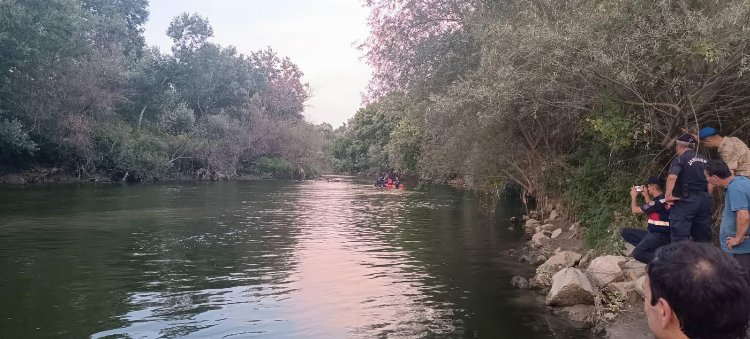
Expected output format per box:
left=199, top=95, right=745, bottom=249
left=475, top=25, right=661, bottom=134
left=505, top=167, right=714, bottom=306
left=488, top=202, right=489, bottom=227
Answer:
left=606, top=281, right=636, bottom=301
left=546, top=268, right=596, bottom=306
left=620, top=259, right=647, bottom=281
left=622, top=243, right=636, bottom=257
left=531, top=232, right=550, bottom=248
left=587, top=255, right=628, bottom=287
left=534, top=251, right=581, bottom=286
left=535, top=251, right=582, bottom=286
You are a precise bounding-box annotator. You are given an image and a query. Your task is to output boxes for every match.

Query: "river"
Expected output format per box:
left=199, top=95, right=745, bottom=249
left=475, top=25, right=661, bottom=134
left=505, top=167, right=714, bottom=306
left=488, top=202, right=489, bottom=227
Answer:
left=0, top=179, right=588, bottom=338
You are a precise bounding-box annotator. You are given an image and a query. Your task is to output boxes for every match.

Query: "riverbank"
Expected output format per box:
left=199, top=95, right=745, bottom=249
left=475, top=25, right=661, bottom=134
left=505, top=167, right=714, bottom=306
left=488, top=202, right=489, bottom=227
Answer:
left=0, top=168, right=317, bottom=185
left=506, top=209, right=652, bottom=338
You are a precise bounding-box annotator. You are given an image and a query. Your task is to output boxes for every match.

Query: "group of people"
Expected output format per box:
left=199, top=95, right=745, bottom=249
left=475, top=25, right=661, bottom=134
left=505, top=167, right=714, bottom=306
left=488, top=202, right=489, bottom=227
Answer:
left=374, top=173, right=402, bottom=188
left=619, top=128, right=750, bottom=338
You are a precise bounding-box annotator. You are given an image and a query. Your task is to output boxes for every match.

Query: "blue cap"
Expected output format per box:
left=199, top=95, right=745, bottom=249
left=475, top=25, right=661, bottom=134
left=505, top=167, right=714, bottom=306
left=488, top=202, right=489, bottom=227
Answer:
left=699, top=127, right=717, bottom=139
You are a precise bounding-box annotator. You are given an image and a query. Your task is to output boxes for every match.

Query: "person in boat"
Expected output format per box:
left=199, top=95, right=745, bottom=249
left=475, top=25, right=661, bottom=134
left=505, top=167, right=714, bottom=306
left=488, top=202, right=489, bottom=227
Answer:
left=375, top=173, right=386, bottom=187
left=393, top=175, right=401, bottom=189
left=620, top=176, right=671, bottom=264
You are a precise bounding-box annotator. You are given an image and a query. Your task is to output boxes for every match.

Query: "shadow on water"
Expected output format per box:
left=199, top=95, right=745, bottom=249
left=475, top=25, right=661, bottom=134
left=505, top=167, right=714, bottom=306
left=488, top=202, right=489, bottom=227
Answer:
left=0, top=179, right=590, bottom=338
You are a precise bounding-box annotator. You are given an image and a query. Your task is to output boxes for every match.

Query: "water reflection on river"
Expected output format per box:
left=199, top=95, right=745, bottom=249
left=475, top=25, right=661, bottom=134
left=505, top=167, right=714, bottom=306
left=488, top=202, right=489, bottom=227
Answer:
left=0, top=179, right=588, bottom=338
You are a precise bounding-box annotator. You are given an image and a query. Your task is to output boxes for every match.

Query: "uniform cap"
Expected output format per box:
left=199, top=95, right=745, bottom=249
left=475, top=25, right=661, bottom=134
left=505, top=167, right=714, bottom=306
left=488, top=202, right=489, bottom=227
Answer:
left=699, top=127, right=717, bottom=139
left=676, top=133, right=697, bottom=144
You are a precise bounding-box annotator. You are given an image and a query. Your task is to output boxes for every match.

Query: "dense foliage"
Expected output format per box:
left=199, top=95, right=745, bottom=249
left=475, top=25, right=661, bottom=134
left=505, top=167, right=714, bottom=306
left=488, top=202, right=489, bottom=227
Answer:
left=0, top=0, right=328, bottom=180
left=333, top=0, right=750, bottom=249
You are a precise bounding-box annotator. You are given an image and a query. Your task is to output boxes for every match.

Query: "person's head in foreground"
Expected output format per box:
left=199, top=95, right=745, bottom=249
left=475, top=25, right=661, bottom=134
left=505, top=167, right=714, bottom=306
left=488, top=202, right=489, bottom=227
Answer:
left=644, top=241, right=750, bottom=339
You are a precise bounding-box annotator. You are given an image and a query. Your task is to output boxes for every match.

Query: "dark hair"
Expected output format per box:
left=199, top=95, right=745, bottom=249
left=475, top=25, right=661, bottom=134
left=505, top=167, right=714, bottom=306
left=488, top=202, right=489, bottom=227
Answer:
left=647, top=176, right=665, bottom=191
left=705, top=159, right=733, bottom=179
left=648, top=242, right=750, bottom=339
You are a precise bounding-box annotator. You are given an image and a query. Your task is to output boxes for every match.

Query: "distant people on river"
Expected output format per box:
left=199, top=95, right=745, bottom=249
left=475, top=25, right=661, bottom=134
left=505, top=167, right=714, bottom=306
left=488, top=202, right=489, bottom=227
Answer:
left=620, top=176, right=671, bottom=264
left=700, top=127, right=750, bottom=177
left=374, top=172, right=403, bottom=189
left=643, top=241, right=750, bottom=339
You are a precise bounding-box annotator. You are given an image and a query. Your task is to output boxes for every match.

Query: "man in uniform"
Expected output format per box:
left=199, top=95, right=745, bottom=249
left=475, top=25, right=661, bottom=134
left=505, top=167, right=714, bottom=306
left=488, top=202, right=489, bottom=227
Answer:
left=620, top=176, right=671, bottom=263
left=664, top=133, right=712, bottom=242
left=699, top=126, right=750, bottom=177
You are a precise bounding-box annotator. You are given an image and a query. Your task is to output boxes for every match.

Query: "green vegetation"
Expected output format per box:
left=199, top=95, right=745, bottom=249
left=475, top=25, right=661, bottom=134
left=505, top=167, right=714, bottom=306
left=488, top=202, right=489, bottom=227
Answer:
left=334, top=0, right=750, bottom=250
left=0, top=0, right=328, bottom=181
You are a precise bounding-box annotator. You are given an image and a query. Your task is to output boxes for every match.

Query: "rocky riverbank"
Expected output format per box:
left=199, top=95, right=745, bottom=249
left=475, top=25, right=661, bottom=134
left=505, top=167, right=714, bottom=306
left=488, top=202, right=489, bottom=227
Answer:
left=506, top=210, right=653, bottom=338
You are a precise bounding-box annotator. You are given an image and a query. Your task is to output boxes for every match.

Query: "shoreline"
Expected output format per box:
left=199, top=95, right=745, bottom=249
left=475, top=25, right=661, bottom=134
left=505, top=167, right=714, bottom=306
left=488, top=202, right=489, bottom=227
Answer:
left=506, top=209, right=651, bottom=338
left=0, top=169, right=320, bottom=185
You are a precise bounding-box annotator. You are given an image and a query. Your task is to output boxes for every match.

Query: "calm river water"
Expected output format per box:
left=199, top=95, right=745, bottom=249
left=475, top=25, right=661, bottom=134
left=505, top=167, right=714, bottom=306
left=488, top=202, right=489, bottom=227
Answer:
left=0, top=179, right=588, bottom=338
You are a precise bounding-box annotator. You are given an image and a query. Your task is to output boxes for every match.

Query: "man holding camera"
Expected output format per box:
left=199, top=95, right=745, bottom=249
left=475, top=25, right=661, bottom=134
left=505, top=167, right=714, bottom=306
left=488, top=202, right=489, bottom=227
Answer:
left=621, top=177, right=671, bottom=263
left=665, top=133, right=713, bottom=242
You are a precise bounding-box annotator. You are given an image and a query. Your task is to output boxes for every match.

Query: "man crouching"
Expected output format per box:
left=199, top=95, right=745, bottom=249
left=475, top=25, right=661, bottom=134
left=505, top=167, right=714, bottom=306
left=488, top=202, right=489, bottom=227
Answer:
left=621, top=176, right=671, bottom=264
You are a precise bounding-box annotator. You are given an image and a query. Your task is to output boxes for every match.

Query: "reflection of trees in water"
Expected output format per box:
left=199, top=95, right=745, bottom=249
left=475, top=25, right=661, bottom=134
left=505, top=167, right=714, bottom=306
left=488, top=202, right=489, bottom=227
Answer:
left=347, top=184, right=571, bottom=338
left=0, top=182, right=302, bottom=338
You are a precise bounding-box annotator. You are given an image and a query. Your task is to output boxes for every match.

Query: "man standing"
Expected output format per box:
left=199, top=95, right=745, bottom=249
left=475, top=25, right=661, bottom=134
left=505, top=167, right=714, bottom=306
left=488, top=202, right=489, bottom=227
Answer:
left=699, top=126, right=750, bottom=177
left=643, top=242, right=750, bottom=339
left=664, top=133, right=712, bottom=242
left=704, top=159, right=750, bottom=271
left=620, top=177, right=671, bottom=263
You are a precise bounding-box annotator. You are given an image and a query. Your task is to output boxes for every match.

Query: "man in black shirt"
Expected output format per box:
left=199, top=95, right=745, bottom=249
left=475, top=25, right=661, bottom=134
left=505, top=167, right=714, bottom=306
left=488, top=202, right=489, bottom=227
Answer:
left=621, top=176, right=671, bottom=263
left=664, top=133, right=713, bottom=242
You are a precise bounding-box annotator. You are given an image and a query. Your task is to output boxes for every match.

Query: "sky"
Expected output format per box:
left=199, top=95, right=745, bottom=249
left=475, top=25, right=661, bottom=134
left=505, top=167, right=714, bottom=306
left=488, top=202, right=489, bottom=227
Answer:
left=143, top=0, right=372, bottom=127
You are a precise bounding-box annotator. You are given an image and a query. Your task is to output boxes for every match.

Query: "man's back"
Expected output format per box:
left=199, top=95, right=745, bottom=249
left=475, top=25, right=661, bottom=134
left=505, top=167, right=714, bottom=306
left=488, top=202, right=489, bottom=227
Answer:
left=719, top=136, right=750, bottom=177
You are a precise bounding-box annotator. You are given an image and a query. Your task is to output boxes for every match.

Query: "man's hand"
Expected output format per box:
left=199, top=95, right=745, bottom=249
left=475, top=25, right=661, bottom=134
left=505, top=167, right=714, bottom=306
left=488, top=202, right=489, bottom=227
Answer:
left=665, top=194, right=680, bottom=203
left=727, top=236, right=745, bottom=250
left=630, top=187, right=639, bottom=199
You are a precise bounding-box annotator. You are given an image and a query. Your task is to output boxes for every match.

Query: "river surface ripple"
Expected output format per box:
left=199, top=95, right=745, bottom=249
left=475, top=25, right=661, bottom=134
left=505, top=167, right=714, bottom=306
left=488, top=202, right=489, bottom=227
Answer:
left=0, top=179, right=587, bottom=338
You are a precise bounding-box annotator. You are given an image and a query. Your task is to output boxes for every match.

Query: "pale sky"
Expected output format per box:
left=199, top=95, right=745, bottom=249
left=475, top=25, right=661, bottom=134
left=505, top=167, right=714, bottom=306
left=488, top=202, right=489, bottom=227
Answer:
left=143, top=0, right=372, bottom=127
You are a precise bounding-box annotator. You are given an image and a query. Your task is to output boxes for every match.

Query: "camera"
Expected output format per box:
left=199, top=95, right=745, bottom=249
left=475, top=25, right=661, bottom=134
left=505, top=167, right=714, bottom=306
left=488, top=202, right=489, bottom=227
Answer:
left=633, top=185, right=645, bottom=192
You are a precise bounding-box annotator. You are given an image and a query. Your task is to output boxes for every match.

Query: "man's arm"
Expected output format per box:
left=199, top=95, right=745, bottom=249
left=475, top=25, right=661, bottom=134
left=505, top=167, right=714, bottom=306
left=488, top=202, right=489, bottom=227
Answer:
left=630, top=189, right=644, bottom=214
left=728, top=210, right=750, bottom=250
left=665, top=174, right=678, bottom=202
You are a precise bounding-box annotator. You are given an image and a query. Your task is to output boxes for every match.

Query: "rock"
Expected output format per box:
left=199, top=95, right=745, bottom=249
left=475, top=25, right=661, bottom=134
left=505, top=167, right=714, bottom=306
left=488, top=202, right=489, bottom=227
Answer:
left=620, top=259, right=647, bottom=281
left=569, top=222, right=580, bottom=232
left=551, top=228, right=563, bottom=239
left=0, top=174, right=26, bottom=185
left=522, top=215, right=530, bottom=221
left=587, top=255, right=628, bottom=287
left=606, top=281, right=636, bottom=301
left=560, top=304, right=596, bottom=324
left=546, top=268, right=596, bottom=306
left=549, top=210, right=559, bottom=221
left=634, top=275, right=646, bottom=299
left=535, top=251, right=583, bottom=286
left=622, top=243, right=636, bottom=257
left=525, top=219, right=541, bottom=227
left=554, top=247, right=562, bottom=254
left=511, top=276, right=529, bottom=289
left=542, top=230, right=552, bottom=236
left=529, top=210, right=540, bottom=220
left=522, top=254, right=547, bottom=266
left=621, top=258, right=647, bottom=270
left=603, top=312, right=617, bottom=321
left=531, top=232, right=551, bottom=248
left=541, top=223, right=557, bottom=231
left=535, top=226, right=541, bottom=233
